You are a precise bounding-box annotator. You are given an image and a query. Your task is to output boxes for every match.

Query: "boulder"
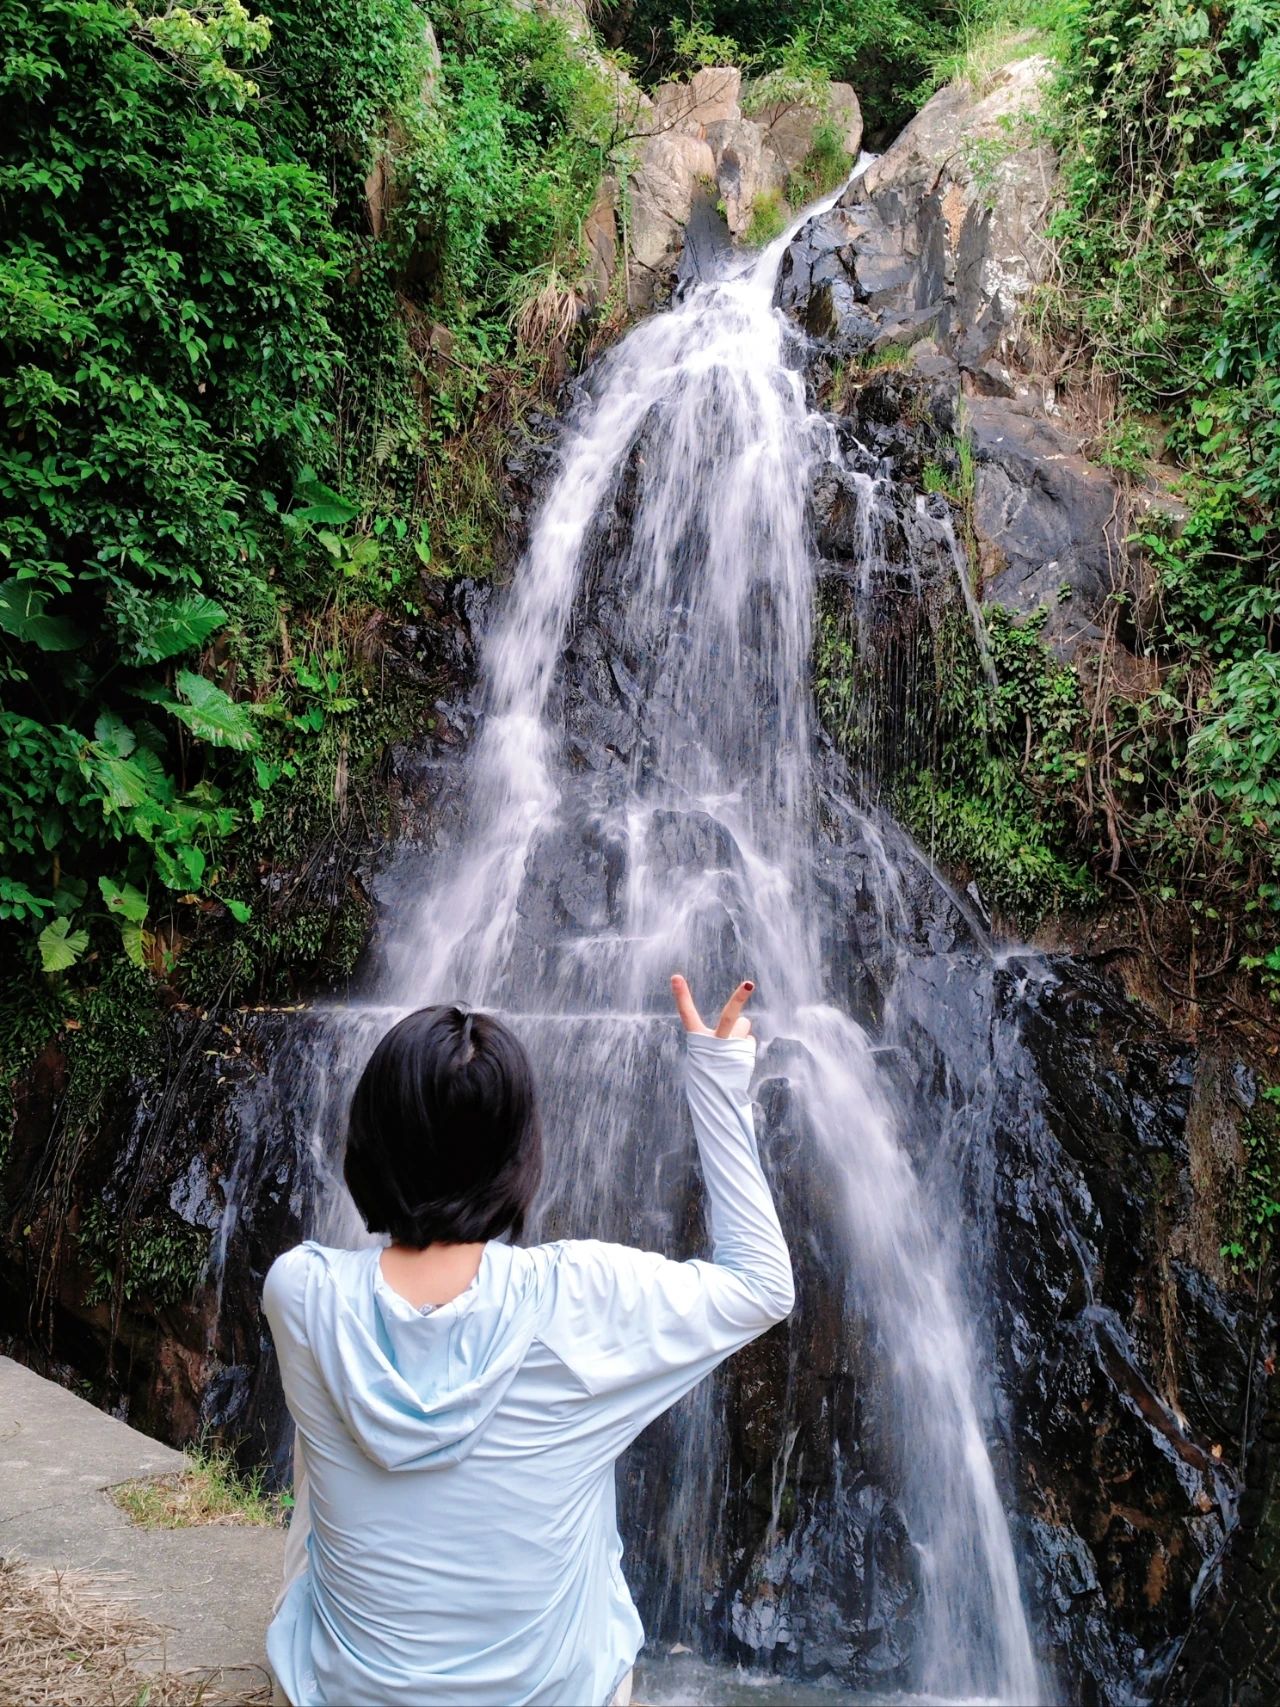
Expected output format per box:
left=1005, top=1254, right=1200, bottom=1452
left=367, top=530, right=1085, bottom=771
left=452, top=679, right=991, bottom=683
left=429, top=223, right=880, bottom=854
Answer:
left=628, top=132, right=717, bottom=303
left=857, top=58, right=1055, bottom=367
left=779, top=57, right=1055, bottom=372
left=705, top=116, right=785, bottom=236
left=650, top=65, right=742, bottom=134
left=966, top=396, right=1125, bottom=656
left=626, top=63, right=854, bottom=297
left=674, top=185, right=733, bottom=294
left=581, top=176, right=618, bottom=304
left=749, top=81, right=863, bottom=172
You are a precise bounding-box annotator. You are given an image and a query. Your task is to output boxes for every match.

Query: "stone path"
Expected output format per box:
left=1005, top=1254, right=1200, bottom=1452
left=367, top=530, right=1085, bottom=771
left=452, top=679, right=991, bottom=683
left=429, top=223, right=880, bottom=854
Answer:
left=0, top=1354, right=283, bottom=1693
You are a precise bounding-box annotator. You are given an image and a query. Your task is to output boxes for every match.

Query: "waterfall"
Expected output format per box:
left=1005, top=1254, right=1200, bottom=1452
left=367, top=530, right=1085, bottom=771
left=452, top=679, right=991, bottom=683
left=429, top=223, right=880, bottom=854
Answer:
left=260, top=178, right=1044, bottom=1702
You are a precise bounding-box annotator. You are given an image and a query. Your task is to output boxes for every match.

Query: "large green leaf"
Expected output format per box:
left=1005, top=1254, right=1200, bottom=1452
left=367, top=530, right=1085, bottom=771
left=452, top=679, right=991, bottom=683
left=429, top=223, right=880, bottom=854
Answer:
left=131, top=595, right=227, bottom=664
left=99, top=874, right=149, bottom=923
left=153, top=839, right=206, bottom=890
left=81, top=744, right=172, bottom=815
left=292, top=473, right=359, bottom=527
left=167, top=671, right=258, bottom=750
left=120, top=919, right=149, bottom=968
left=94, top=712, right=136, bottom=758
left=0, top=577, right=83, bottom=652
left=38, top=916, right=89, bottom=972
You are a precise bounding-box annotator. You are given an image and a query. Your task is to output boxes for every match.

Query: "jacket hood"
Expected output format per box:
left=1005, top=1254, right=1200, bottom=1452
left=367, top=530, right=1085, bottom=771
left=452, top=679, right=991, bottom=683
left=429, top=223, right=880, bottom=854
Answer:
left=294, top=1240, right=541, bottom=1471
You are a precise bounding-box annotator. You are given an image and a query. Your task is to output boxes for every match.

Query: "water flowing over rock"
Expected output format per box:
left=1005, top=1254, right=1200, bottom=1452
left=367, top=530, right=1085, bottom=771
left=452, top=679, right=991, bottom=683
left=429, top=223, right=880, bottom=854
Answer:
left=624, top=67, right=862, bottom=305
left=3, top=73, right=1274, bottom=1707
left=775, top=56, right=1135, bottom=655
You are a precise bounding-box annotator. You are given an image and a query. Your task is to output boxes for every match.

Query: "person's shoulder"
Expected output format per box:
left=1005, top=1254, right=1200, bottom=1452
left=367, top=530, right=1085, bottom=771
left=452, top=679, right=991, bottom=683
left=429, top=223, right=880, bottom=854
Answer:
left=263, top=1240, right=337, bottom=1312
left=522, top=1237, right=670, bottom=1308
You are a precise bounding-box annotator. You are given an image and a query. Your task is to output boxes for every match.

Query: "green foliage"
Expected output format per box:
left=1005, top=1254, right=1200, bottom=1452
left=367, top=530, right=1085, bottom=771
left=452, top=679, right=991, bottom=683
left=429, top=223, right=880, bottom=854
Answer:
left=0, top=0, right=337, bottom=962
left=113, top=1435, right=285, bottom=1526
left=405, top=2, right=614, bottom=311
left=923, top=0, right=1075, bottom=91
left=922, top=461, right=950, bottom=494
left=601, top=4, right=968, bottom=137
left=77, top=1199, right=209, bottom=1307
left=0, top=974, right=65, bottom=1183
left=904, top=777, right=1096, bottom=916
left=667, top=13, right=745, bottom=71
left=1039, top=0, right=1280, bottom=998
left=814, top=561, right=1095, bottom=924
left=900, top=607, right=1098, bottom=921
left=856, top=340, right=914, bottom=373
left=743, top=187, right=787, bottom=246
left=1221, top=1086, right=1280, bottom=1271
left=0, top=0, right=616, bottom=1009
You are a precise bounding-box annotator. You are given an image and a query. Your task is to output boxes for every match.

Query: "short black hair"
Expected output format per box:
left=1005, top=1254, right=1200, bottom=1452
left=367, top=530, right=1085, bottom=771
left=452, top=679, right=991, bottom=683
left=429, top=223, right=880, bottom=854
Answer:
left=344, top=1005, right=543, bottom=1247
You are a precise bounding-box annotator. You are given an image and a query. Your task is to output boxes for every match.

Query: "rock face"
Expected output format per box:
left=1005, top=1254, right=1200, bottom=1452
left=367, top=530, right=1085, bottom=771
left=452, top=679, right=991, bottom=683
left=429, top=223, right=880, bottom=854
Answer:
left=750, top=81, right=863, bottom=173
left=967, top=399, right=1126, bottom=655
left=857, top=54, right=1055, bottom=362
left=775, top=57, right=1139, bottom=657
left=625, top=68, right=863, bottom=305
left=2, top=55, right=1274, bottom=1707
left=628, top=131, right=718, bottom=279
left=581, top=177, right=619, bottom=305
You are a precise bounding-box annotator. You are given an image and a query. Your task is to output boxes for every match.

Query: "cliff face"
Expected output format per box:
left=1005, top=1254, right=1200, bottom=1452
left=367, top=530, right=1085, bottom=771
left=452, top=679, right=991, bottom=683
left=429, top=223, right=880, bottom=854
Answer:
left=779, top=56, right=1131, bottom=660
left=1, top=51, right=1274, bottom=1707
left=761, top=59, right=1276, bottom=1704
left=621, top=65, right=862, bottom=306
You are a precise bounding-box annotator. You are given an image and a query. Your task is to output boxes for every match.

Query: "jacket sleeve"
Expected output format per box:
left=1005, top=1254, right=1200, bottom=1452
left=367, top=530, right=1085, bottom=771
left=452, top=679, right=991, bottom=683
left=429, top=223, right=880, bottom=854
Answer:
left=536, top=1031, right=794, bottom=1450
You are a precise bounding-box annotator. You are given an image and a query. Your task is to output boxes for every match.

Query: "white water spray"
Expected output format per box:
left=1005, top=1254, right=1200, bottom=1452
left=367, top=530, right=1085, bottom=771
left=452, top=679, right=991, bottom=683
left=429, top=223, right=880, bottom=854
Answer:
left=318, top=168, right=1041, bottom=1700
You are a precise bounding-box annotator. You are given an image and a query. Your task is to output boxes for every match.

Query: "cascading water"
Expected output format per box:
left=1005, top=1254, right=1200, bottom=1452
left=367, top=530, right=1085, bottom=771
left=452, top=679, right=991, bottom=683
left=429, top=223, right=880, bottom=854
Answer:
left=255, top=178, right=1046, bottom=1702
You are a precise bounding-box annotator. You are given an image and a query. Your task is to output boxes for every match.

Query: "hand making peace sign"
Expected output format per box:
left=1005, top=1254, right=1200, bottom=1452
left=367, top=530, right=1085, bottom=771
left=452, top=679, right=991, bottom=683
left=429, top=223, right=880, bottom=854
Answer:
left=670, top=974, right=754, bottom=1040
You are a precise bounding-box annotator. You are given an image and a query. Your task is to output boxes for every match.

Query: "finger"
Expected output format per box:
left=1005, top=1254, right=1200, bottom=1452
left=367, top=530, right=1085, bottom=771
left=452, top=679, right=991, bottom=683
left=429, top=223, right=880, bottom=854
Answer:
left=670, top=974, right=708, bottom=1034
left=714, top=980, right=754, bottom=1039
left=729, top=1016, right=752, bottom=1039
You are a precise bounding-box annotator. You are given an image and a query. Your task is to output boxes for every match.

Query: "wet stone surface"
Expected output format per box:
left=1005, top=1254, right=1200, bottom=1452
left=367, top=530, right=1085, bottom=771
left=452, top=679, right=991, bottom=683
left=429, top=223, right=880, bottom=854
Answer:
left=3, top=86, right=1276, bottom=1707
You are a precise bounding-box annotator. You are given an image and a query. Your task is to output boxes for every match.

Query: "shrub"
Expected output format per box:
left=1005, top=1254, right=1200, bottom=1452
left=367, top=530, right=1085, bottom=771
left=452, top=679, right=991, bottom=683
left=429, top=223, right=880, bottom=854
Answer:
left=743, top=187, right=787, bottom=246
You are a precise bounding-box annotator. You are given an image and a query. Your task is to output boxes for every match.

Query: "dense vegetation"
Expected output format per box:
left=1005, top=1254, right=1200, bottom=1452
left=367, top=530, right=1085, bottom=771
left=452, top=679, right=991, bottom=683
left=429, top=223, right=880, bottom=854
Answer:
left=1046, top=0, right=1280, bottom=1012
left=870, top=1, right=1280, bottom=1039
left=599, top=0, right=959, bottom=139
left=0, top=0, right=615, bottom=1038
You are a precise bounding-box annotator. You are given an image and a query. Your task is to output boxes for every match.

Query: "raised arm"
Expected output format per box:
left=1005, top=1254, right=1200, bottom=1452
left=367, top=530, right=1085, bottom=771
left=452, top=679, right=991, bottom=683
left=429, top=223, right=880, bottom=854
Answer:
left=536, top=978, right=794, bottom=1447
left=675, top=975, right=794, bottom=1323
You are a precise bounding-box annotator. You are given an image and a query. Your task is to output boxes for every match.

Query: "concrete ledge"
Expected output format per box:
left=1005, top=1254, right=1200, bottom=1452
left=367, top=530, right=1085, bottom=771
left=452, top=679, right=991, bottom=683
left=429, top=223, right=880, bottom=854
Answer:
left=0, top=1354, right=283, bottom=1681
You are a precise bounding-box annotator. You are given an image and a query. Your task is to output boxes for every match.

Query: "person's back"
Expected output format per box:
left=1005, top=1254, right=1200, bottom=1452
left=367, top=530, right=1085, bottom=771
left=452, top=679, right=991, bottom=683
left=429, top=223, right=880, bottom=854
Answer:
left=264, top=979, right=793, bottom=1706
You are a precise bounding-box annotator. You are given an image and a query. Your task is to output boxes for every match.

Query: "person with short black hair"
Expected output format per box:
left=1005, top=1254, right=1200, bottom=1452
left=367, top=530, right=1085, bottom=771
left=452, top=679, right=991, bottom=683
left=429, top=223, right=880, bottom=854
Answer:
left=263, top=976, right=793, bottom=1707
left=343, top=1004, right=544, bottom=1249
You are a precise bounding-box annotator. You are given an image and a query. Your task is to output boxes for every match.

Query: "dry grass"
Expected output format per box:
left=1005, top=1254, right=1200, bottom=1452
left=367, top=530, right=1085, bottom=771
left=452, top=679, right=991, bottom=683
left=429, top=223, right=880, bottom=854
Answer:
left=0, top=1557, right=270, bottom=1706
left=111, top=1446, right=283, bottom=1531
left=512, top=266, right=584, bottom=352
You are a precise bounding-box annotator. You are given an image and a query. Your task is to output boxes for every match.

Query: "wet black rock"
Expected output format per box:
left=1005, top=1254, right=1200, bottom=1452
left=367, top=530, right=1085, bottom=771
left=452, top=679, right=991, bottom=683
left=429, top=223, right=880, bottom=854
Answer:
left=966, top=399, right=1128, bottom=657
left=674, top=185, right=733, bottom=298
left=775, top=59, right=1134, bottom=658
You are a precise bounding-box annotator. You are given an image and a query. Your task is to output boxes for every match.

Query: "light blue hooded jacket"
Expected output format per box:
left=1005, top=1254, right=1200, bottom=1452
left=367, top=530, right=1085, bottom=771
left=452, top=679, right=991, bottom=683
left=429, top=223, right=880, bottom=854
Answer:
left=263, top=1031, right=793, bottom=1707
